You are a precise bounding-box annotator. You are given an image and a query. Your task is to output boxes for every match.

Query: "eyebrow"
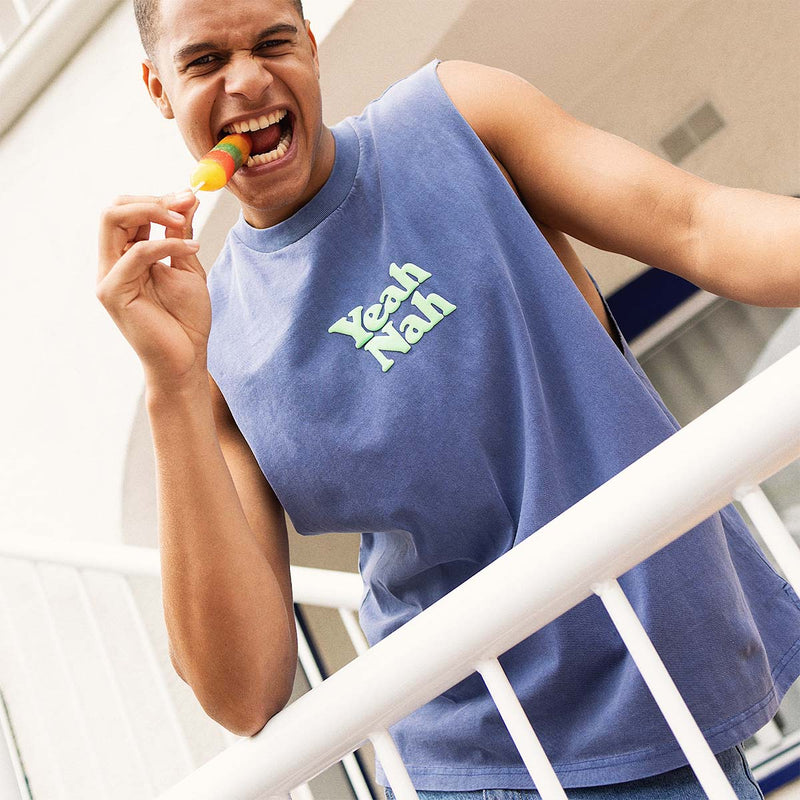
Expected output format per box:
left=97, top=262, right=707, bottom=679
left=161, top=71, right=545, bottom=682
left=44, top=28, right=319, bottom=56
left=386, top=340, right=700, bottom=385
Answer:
left=173, top=24, right=299, bottom=65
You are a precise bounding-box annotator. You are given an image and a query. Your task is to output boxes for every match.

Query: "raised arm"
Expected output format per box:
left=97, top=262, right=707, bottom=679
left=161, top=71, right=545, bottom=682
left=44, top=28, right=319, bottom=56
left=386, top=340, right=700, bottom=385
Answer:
left=437, top=60, right=800, bottom=308
left=97, top=193, right=296, bottom=736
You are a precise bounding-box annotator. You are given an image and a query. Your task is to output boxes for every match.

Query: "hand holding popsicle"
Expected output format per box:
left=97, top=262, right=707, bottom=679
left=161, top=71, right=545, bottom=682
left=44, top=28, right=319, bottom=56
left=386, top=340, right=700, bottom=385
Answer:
left=96, top=134, right=251, bottom=386
left=191, top=133, right=253, bottom=192
left=97, top=191, right=211, bottom=387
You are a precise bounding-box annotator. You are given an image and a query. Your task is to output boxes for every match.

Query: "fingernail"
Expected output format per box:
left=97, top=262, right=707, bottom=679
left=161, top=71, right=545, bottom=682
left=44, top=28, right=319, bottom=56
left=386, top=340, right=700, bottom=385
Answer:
left=185, top=240, right=200, bottom=250
left=168, top=211, right=185, bottom=223
left=175, top=190, right=194, bottom=202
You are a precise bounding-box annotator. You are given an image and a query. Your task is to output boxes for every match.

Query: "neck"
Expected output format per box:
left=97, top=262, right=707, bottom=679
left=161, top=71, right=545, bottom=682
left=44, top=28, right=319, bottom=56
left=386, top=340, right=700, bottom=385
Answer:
left=240, top=126, right=336, bottom=229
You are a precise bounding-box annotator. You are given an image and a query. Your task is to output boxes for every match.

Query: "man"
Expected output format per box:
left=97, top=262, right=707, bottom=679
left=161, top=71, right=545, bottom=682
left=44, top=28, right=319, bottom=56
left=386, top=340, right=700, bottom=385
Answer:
left=97, top=0, right=800, bottom=796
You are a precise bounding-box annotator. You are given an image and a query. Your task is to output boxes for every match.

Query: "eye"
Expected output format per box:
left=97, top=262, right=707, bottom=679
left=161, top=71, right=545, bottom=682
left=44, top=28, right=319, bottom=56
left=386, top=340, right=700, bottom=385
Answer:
left=256, top=39, right=291, bottom=52
left=186, top=54, right=220, bottom=71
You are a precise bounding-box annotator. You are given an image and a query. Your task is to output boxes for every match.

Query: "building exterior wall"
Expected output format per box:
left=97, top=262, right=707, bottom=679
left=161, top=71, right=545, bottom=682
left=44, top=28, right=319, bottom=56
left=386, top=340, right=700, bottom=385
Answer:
left=0, top=0, right=352, bottom=545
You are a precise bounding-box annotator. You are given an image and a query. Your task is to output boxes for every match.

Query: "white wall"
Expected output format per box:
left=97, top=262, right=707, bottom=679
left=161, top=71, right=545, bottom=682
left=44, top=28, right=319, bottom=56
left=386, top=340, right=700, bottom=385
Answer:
left=0, top=0, right=352, bottom=544
left=0, top=2, right=182, bottom=542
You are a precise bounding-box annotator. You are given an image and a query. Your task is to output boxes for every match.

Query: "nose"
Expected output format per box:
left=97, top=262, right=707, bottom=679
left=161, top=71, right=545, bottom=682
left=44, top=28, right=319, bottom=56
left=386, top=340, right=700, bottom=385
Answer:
left=224, top=54, right=274, bottom=101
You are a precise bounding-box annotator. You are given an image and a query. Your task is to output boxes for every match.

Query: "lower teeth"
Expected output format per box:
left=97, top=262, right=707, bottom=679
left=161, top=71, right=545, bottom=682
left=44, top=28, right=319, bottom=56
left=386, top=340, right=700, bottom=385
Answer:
left=247, top=128, right=293, bottom=166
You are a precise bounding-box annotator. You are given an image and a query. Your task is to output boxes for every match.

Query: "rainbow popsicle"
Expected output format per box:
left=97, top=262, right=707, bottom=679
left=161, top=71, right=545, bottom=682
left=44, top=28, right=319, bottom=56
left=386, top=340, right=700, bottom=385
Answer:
left=190, top=133, right=253, bottom=192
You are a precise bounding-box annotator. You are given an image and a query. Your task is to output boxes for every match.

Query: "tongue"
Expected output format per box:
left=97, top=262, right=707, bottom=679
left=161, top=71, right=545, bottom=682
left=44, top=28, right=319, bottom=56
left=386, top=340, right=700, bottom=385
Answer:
left=249, top=122, right=282, bottom=155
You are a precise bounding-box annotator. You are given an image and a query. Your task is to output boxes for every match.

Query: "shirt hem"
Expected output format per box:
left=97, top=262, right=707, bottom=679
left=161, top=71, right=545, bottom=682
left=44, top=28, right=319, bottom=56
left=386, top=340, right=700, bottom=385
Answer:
left=377, top=636, right=800, bottom=790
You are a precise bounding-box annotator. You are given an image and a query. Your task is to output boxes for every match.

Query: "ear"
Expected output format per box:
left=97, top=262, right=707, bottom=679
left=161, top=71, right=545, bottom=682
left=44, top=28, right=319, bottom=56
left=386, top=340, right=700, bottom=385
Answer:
left=142, top=59, right=174, bottom=119
left=305, top=21, right=320, bottom=79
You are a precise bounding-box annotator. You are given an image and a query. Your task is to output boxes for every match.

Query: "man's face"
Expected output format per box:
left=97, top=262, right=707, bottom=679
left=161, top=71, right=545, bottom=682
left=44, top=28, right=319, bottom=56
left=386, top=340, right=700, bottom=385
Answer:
left=144, top=0, right=335, bottom=228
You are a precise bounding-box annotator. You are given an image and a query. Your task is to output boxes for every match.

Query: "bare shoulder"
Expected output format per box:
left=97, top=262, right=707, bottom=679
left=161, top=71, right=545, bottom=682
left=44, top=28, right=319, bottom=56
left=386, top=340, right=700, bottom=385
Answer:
left=435, top=60, right=554, bottom=157
left=435, top=59, right=532, bottom=99
left=435, top=59, right=709, bottom=303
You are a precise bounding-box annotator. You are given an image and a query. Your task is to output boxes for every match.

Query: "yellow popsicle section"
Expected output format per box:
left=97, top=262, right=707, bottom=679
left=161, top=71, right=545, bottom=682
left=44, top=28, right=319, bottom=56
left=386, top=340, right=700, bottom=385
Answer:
left=191, top=133, right=253, bottom=192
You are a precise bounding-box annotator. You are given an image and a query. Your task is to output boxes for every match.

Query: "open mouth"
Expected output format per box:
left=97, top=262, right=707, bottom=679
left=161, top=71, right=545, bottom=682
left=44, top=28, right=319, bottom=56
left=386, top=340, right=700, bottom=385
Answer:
left=221, top=110, right=294, bottom=167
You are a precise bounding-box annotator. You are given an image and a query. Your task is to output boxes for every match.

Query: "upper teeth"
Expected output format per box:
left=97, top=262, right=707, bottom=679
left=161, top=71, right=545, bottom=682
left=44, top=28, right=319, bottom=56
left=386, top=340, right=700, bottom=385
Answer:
left=223, top=109, right=287, bottom=134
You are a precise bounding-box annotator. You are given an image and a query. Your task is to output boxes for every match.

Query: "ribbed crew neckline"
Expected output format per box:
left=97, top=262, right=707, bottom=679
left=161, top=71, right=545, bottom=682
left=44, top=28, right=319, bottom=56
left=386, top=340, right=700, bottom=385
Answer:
left=232, top=118, right=360, bottom=253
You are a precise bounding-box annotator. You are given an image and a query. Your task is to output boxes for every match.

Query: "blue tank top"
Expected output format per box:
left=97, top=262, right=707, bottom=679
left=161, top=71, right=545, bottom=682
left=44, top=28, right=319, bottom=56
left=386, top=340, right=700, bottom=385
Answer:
left=206, top=60, right=800, bottom=790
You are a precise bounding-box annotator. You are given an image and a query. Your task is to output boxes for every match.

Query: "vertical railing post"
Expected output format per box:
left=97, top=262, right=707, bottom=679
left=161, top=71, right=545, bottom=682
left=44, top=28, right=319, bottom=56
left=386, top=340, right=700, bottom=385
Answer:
left=476, top=658, right=567, bottom=800
left=339, top=609, right=369, bottom=657
left=736, top=486, right=800, bottom=592
left=369, top=729, right=418, bottom=800
left=594, top=579, right=737, bottom=800
left=33, top=565, right=108, bottom=796
left=74, top=572, right=154, bottom=796
left=120, top=579, right=196, bottom=771
left=294, top=616, right=371, bottom=800
left=337, top=608, right=421, bottom=800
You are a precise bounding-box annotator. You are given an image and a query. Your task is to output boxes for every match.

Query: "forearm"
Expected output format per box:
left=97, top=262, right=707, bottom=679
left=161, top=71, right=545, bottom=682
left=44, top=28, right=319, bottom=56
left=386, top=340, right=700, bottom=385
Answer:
left=146, top=373, right=296, bottom=736
left=692, top=185, right=800, bottom=307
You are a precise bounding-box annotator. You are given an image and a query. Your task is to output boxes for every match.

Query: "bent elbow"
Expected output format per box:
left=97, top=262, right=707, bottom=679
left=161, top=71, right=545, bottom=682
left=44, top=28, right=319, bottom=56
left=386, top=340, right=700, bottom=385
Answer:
left=217, top=694, right=291, bottom=737
left=211, top=678, right=294, bottom=738
left=169, top=643, right=189, bottom=685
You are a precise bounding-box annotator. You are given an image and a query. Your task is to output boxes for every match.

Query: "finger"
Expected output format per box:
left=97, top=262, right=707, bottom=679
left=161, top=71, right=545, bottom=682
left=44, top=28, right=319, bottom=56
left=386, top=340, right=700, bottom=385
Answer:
left=165, top=193, right=200, bottom=240
left=164, top=195, right=204, bottom=276
left=122, top=222, right=152, bottom=255
left=108, top=194, right=166, bottom=205
left=184, top=195, right=200, bottom=236
left=97, top=238, right=200, bottom=304
left=99, top=202, right=187, bottom=278
left=170, top=241, right=206, bottom=278
left=165, top=189, right=197, bottom=213
left=133, top=222, right=152, bottom=244
left=109, top=191, right=194, bottom=208
left=122, top=222, right=151, bottom=253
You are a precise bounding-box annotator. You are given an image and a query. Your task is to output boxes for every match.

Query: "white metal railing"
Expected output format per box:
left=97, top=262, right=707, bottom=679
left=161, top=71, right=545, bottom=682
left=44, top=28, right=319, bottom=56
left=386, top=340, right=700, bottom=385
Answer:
left=140, top=343, right=798, bottom=800
left=0, top=344, right=796, bottom=799
left=0, top=688, right=29, bottom=799
left=0, top=0, right=43, bottom=51
left=0, top=0, right=122, bottom=137
left=0, top=540, right=368, bottom=799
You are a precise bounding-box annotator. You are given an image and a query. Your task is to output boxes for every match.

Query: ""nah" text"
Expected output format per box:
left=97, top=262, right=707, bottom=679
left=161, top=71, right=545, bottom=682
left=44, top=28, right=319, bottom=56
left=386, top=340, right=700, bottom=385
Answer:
left=327, top=262, right=456, bottom=372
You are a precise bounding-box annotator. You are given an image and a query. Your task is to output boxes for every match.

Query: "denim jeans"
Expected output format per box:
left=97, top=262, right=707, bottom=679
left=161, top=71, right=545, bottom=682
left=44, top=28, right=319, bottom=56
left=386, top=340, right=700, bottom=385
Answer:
left=384, top=745, right=764, bottom=799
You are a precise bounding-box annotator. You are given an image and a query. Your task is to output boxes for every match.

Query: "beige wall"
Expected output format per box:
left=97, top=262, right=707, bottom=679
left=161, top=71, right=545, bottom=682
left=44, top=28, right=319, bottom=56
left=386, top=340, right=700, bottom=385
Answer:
left=433, top=0, right=800, bottom=294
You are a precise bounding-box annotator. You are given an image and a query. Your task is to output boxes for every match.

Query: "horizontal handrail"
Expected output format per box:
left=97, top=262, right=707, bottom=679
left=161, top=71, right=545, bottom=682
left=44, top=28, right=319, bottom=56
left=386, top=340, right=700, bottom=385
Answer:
left=0, top=0, right=122, bottom=138
left=0, top=538, right=363, bottom=611
left=152, top=344, right=800, bottom=799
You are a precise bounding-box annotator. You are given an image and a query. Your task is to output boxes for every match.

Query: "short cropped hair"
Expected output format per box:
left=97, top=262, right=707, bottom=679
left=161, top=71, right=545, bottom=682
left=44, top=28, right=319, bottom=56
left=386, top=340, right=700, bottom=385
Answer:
left=134, top=0, right=306, bottom=59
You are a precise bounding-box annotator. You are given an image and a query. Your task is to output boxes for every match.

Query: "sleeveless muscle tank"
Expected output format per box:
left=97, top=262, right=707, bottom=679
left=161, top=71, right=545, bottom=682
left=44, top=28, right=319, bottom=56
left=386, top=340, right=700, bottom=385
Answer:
left=206, top=60, right=800, bottom=789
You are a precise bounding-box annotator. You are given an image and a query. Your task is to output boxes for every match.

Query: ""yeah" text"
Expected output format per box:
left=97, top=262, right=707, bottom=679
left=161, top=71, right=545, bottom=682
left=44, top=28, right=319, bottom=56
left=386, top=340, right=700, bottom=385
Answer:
left=328, top=262, right=456, bottom=372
